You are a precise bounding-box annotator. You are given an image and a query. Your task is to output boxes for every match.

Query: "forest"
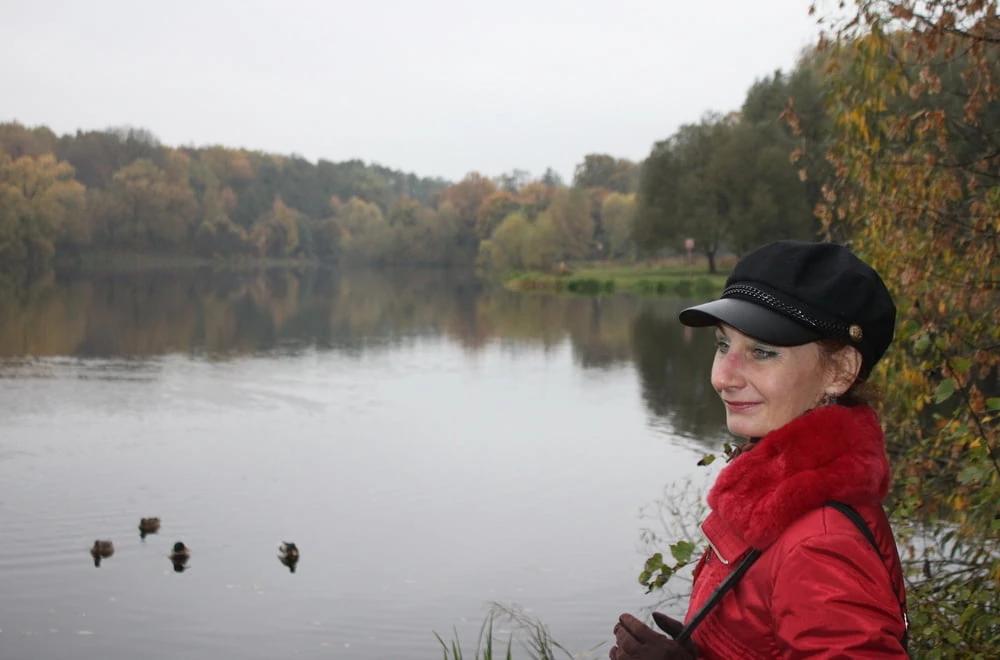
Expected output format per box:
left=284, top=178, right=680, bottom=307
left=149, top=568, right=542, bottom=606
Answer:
left=0, top=58, right=823, bottom=277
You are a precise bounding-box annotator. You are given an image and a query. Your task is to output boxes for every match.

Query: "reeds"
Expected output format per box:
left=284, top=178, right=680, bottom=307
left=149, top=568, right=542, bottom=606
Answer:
left=434, top=602, right=601, bottom=660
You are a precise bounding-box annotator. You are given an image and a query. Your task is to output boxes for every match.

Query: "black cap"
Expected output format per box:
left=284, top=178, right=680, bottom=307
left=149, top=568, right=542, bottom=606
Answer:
left=679, top=240, right=896, bottom=377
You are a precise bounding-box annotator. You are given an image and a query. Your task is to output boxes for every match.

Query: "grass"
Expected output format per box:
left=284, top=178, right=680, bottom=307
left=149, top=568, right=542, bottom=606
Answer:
left=434, top=602, right=603, bottom=660
left=504, top=264, right=727, bottom=298
left=502, top=255, right=733, bottom=298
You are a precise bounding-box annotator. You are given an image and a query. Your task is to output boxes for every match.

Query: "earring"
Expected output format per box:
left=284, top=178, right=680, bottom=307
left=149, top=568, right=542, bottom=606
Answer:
left=822, top=393, right=838, bottom=406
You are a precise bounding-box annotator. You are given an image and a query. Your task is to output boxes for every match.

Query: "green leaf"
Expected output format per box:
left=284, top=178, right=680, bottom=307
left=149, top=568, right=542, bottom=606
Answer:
left=986, top=398, right=1000, bottom=412
left=913, top=335, right=930, bottom=354
left=952, top=357, right=972, bottom=373
left=934, top=378, right=955, bottom=404
left=957, top=465, right=983, bottom=485
left=697, top=453, right=716, bottom=466
left=670, top=540, right=696, bottom=564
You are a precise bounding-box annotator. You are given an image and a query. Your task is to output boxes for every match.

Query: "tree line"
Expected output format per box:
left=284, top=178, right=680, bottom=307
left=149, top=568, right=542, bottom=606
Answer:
left=0, top=122, right=654, bottom=277
left=1, top=61, right=829, bottom=279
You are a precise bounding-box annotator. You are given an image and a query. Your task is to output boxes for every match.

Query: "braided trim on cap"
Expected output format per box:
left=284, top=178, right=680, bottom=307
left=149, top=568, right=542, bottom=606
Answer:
left=723, top=283, right=853, bottom=338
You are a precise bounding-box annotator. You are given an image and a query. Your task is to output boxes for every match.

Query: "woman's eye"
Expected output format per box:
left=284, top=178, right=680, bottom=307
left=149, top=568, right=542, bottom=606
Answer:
left=752, top=347, right=778, bottom=360
left=715, top=338, right=729, bottom=353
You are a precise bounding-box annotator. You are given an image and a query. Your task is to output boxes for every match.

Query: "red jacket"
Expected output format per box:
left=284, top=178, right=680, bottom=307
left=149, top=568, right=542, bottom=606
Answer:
left=685, top=405, right=908, bottom=659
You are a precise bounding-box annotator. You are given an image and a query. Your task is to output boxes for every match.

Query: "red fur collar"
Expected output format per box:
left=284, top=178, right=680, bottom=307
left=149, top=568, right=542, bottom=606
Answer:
left=707, top=405, right=890, bottom=549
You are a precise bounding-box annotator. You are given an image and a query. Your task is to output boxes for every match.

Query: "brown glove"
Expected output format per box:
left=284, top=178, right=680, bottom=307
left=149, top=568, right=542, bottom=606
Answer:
left=609, top=612, right=698, bottom=659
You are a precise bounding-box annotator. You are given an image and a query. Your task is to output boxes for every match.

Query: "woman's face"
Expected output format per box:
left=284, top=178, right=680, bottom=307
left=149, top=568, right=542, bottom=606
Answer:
left=711, top=324, right=837, bottom=438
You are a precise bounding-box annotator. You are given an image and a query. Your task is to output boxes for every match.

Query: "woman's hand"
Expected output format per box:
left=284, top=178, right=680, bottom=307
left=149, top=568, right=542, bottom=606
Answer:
left=609, top=613, right=698, bottom=659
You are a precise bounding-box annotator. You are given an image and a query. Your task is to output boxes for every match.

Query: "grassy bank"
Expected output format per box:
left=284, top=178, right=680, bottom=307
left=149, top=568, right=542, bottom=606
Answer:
left=503, top=259, right=730, bottom=298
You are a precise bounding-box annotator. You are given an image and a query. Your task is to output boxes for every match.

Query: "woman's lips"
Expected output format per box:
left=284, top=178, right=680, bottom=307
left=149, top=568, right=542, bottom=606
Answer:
left=724, top=400, right=760, bottom=413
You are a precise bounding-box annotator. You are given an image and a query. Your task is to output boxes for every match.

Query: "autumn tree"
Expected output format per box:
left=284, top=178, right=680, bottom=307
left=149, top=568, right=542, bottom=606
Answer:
left=0, top=122, right=58, bottom=159
left=516, top=182, right=557, bottom=220
left=542, top=187, right=594, bottom=260
left=809, top=2, right=1000, bottom=654
left=251, top=197, right=301, bottom=257
left=439, top=172, right=497, bottom=255
left=106, top=158, right=197, bottom=250
left=336, top=196, right=390, bottom=263
left=484, top=211, right=530, bottom=271
left=0, top=153, right=86, bottom=273
left=476, top=190, right=521, bottom=240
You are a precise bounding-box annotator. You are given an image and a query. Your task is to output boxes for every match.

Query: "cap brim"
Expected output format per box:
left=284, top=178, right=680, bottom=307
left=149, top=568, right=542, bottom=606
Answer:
left=679, top=298, right=823, bottom=346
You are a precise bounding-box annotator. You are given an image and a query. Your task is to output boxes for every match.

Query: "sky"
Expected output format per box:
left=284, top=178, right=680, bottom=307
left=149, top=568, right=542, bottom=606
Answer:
left=1, top=0, right=831, bottom=183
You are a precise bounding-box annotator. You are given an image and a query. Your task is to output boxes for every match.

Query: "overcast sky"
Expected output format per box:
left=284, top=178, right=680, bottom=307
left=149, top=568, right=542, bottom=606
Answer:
left=1, top=0, right=829, bottom=182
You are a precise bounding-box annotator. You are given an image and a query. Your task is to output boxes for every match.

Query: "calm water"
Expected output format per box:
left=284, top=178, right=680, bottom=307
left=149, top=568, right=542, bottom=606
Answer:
left=0, top=267, right=728, bottom=659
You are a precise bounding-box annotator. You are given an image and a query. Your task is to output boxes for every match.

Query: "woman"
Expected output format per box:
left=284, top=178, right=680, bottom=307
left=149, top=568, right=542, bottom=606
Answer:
left=611, top=241, right=909, bottom=659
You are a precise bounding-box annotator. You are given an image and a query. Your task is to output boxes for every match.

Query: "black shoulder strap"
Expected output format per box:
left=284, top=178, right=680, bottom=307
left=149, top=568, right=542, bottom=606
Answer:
left=825, top=501, right=879, bottom=550
left=673, top=547, right=762, bottom=645
left=825, top=501, right=909, bottom=650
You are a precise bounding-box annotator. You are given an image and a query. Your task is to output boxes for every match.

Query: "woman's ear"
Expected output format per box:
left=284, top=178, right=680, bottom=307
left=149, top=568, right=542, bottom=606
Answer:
left=828, top=345, right=863, bottom=396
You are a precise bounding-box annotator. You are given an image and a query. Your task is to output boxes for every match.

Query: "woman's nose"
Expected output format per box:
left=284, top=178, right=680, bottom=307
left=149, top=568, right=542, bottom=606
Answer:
left=711, top=351, right=744, bottom=392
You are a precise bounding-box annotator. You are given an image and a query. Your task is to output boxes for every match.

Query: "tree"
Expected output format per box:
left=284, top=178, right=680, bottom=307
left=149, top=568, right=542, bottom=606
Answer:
left=573, top=154, right=640, bottom=193
left=487, top=211, right=530, bottom=271
left=107, top=158, right=196, bottom=250
left=810, top=2, right=1000, bottom=654
left=636, top=109, right=815, bottom=270
left=250, top=197, right=301, bottom=257
left=0, top=122, right=58, bottom=159
left=601, top=192, right=637, bottom=260
left=634, top=115, right=732, bottom=271
left=0, top=153, right=86, bottom=272
left=336, top=196, right=390, bottom=263
left=194, top=179, right=250, bottom=257
left=476, top=190, right=520, bottom=240
left=543, top=187, right=594, bottom=260
left=439, top=172, right=497, bottom=253
left=516, top=182, right=557, bottom=220
left=495, top=169, right=532, bottom=193
left=540, top=167, right=565, bottom=188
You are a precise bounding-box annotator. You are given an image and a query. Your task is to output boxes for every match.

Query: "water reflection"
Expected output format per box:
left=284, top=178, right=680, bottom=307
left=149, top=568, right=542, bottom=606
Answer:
left=0, top=266, right=727, bottom=443
left=631, top=310, right=725, bottom=441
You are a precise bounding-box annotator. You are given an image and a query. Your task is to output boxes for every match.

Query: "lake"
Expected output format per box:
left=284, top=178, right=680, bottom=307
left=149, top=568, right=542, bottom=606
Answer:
left=0, top=266, right=729, bottom=659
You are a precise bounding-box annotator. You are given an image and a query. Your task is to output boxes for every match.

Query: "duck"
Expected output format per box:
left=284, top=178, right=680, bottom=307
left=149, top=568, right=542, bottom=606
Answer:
left=169, top=541, right=190, bottom=573
left=90, top=540, right=114, bottom=567
left=278, top=541, right=300, bottom=573
left=138, top=518, right=161, bottom=539
left=169, top=541, right=190, bottom=561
